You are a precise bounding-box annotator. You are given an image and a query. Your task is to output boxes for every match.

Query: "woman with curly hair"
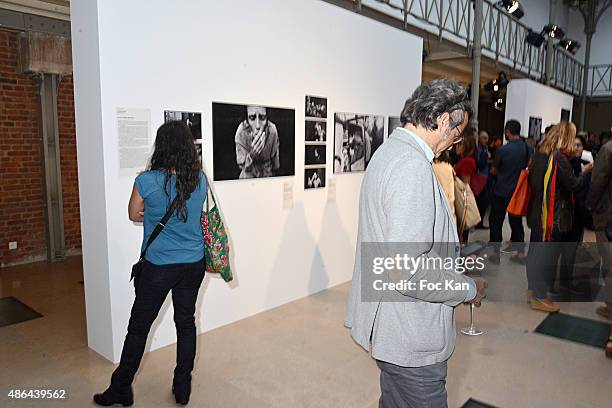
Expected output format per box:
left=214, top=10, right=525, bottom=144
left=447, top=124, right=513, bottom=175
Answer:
left=94, top=121, right=207, bottom=406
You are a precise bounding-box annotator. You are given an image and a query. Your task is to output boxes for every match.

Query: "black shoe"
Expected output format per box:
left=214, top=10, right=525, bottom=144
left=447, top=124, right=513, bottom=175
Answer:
left=172, top=386, right=190, bottom=406
left=93, top=388, right=133, bottom=407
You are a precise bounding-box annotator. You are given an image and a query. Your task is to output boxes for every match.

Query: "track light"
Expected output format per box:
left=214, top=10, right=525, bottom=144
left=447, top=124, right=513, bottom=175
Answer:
left=543, top=24, right=565, bottom=39
left=525, top=29, right=545, bottom=47
left=484, top=72, right=509, bottom=93
left=558, top=39, right=580, bottom=54
left=497, top=0, right=524, bottom=20
left=494, top=97, right=505, bottom=111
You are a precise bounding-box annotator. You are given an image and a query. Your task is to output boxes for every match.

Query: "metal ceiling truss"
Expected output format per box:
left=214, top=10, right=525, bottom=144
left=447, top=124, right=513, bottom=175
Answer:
left=366, top=0, right=608, bottom=97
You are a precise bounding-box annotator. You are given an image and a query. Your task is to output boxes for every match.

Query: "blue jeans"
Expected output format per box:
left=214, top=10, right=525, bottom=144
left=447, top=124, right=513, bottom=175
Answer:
left=110, top=258, right=205, bottom=394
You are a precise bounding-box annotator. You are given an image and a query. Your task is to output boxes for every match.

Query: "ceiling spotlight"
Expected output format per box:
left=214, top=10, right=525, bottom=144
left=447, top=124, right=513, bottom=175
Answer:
left=525, top=29, right=545, bottom=47
left=558, top=39, right=580, bottom=54
left=494, top=97, right=505, bottom=111
left=498, top=0, right=524, bottom=19
left=484, top=72, right=509, bottom=94
left=543, top=24, right=565, bottom=39
left=484, top=80, right=497, bottom=92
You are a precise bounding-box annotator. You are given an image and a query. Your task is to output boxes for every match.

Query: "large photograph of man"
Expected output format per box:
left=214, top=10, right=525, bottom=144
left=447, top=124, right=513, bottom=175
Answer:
left=212, top=102, right=295, bottom=181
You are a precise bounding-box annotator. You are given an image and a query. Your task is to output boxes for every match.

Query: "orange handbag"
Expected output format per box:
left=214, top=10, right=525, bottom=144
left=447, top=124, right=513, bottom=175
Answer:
left=507, top=167, right=531, bottom=216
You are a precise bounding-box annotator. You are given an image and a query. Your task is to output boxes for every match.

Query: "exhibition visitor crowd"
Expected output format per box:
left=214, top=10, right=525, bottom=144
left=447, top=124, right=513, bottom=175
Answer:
left=441, top=118, right=612, bottom=323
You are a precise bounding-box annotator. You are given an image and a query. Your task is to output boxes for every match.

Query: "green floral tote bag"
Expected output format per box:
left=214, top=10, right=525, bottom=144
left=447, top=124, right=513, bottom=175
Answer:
left=201, top=175, right=233, bottom=282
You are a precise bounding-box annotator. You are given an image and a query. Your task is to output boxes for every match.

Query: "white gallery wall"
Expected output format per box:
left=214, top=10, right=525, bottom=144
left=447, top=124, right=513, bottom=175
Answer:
left=71, top=0, right=423, bottom=362
left=505, top=78, right=574, bottom=136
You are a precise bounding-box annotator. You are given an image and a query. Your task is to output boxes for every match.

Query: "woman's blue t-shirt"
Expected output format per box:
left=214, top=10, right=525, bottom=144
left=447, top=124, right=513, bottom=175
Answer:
left=134, top=170, right=207, bottom=265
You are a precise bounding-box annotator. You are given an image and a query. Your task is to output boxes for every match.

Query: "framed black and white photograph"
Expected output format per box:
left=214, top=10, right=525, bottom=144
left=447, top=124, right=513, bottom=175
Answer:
left=305, top=145, right=326, bottom=166
left=528, top=116, right=542, bottom=141
left=305, top=167, right=325, bottom=189
left=305, top=120, right=327, bottom=142
left=164, top=110, right=202, bottom=140
left=212, top=102, right=295, bottom=181
left=561, top=109, right=571, bottom=122
left=334, top=112, right=384, bottom=173
left=388, top=116, right=401, bottom=137
left=305, top=95, right=327, bottom=119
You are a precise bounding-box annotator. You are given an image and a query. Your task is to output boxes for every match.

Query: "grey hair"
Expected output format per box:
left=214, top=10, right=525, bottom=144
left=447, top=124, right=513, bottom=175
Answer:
left=400, top=79, right=472, bottom=130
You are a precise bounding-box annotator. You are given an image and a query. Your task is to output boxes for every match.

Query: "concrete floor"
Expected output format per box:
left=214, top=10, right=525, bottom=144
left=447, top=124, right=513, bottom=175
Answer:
left=1, top=232, right=612, bottom=407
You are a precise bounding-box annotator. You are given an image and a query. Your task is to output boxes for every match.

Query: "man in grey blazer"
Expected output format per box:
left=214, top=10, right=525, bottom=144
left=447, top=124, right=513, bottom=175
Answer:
left=345, top=79, right=487, bottom=408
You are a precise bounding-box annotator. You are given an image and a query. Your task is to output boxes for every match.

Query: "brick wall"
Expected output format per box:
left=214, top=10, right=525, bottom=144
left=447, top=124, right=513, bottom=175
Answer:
left=58, top=76, right=81, bottom=252
left=0, top=29, right=81, bottom=266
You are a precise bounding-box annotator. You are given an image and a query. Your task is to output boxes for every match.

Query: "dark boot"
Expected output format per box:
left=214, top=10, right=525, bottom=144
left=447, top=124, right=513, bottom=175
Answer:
left=93, top=387, right=133, bottom=407
left=172, top=382, right=191, bottom=406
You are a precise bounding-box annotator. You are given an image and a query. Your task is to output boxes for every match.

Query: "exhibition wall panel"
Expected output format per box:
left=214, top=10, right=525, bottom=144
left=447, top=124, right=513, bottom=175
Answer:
left=72, top=0, right=422, bottom=362
left=505, top=78, right=574, bottom=139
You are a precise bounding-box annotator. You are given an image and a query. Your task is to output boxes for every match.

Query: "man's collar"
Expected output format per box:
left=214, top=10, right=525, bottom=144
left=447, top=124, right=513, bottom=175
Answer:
left=396, top=127, right=435, bottom=163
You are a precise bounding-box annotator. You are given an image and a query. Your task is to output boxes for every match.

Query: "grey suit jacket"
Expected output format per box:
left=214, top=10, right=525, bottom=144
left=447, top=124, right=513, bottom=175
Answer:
left=345, top=128, right=476, bottom=368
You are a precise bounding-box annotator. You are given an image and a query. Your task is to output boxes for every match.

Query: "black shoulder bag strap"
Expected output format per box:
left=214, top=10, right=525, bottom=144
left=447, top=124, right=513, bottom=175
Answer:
left=130, top=195, right=179, bottom=281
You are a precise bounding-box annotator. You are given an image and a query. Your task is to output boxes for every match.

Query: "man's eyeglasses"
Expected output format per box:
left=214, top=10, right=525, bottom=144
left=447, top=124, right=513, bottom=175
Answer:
left=452, top=125, right=463, bottom=144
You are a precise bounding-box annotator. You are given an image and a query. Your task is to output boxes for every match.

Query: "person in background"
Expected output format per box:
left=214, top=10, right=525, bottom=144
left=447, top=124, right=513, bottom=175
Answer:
left=454, top=129, right=478, bottom=243
left=433, top=151, right=456, bottom=225
left=475, top=130, right=491, bottom=229
left=577, top=131, right=594, bottom=166
left=488, top=120, right=532, bottom=264
left=600, top=131, right=611, bottom=149
left=526, top=122, right=592, bottom=312
left=590, top=131, right=602, bottom=158
left=489, top=137, right=502, bottom=155
left=93, top=121, right=207, bottom=407
left=587, top=139, right=612, bottom=321
left=553, top=133, right=593, bottom=296
left=576, top=133, right=595, bottom=230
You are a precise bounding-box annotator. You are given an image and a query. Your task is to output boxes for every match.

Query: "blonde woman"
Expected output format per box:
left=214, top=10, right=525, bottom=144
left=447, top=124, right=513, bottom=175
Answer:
left=525, top=122, right=593, bottom=312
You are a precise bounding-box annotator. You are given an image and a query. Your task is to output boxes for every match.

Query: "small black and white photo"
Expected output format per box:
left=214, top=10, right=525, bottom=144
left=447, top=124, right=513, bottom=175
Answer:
left=528, top=116, right=542, bottom=141
left=305, top=120, right=327, bottom=142
left=561, top=108, right=571, bottom=122
left=334, top=112, right=384, bottom=173
left=164, top=110, right=202, bottom=140
left=388, top=116, right=401, bottom=137
left=305, top=145, right=326, bottom=166
left=305, top=95, right=327, bottom=118
left=304, top=167, right=325, bottom=189
left=212, top=102, right=295, bottom=181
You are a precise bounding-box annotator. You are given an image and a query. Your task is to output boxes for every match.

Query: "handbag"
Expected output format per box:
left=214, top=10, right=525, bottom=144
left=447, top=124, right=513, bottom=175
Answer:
left=507, top=144, right=532, bottom=217
left=201, top=174, right=233, bottom=282
left=130, top=195, right=179, bottom=286
left=470, top=172, right=488, bottom=197
left=507, top=168, right=531, bottom=216
left=454, top=175, right=481, bottom=238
